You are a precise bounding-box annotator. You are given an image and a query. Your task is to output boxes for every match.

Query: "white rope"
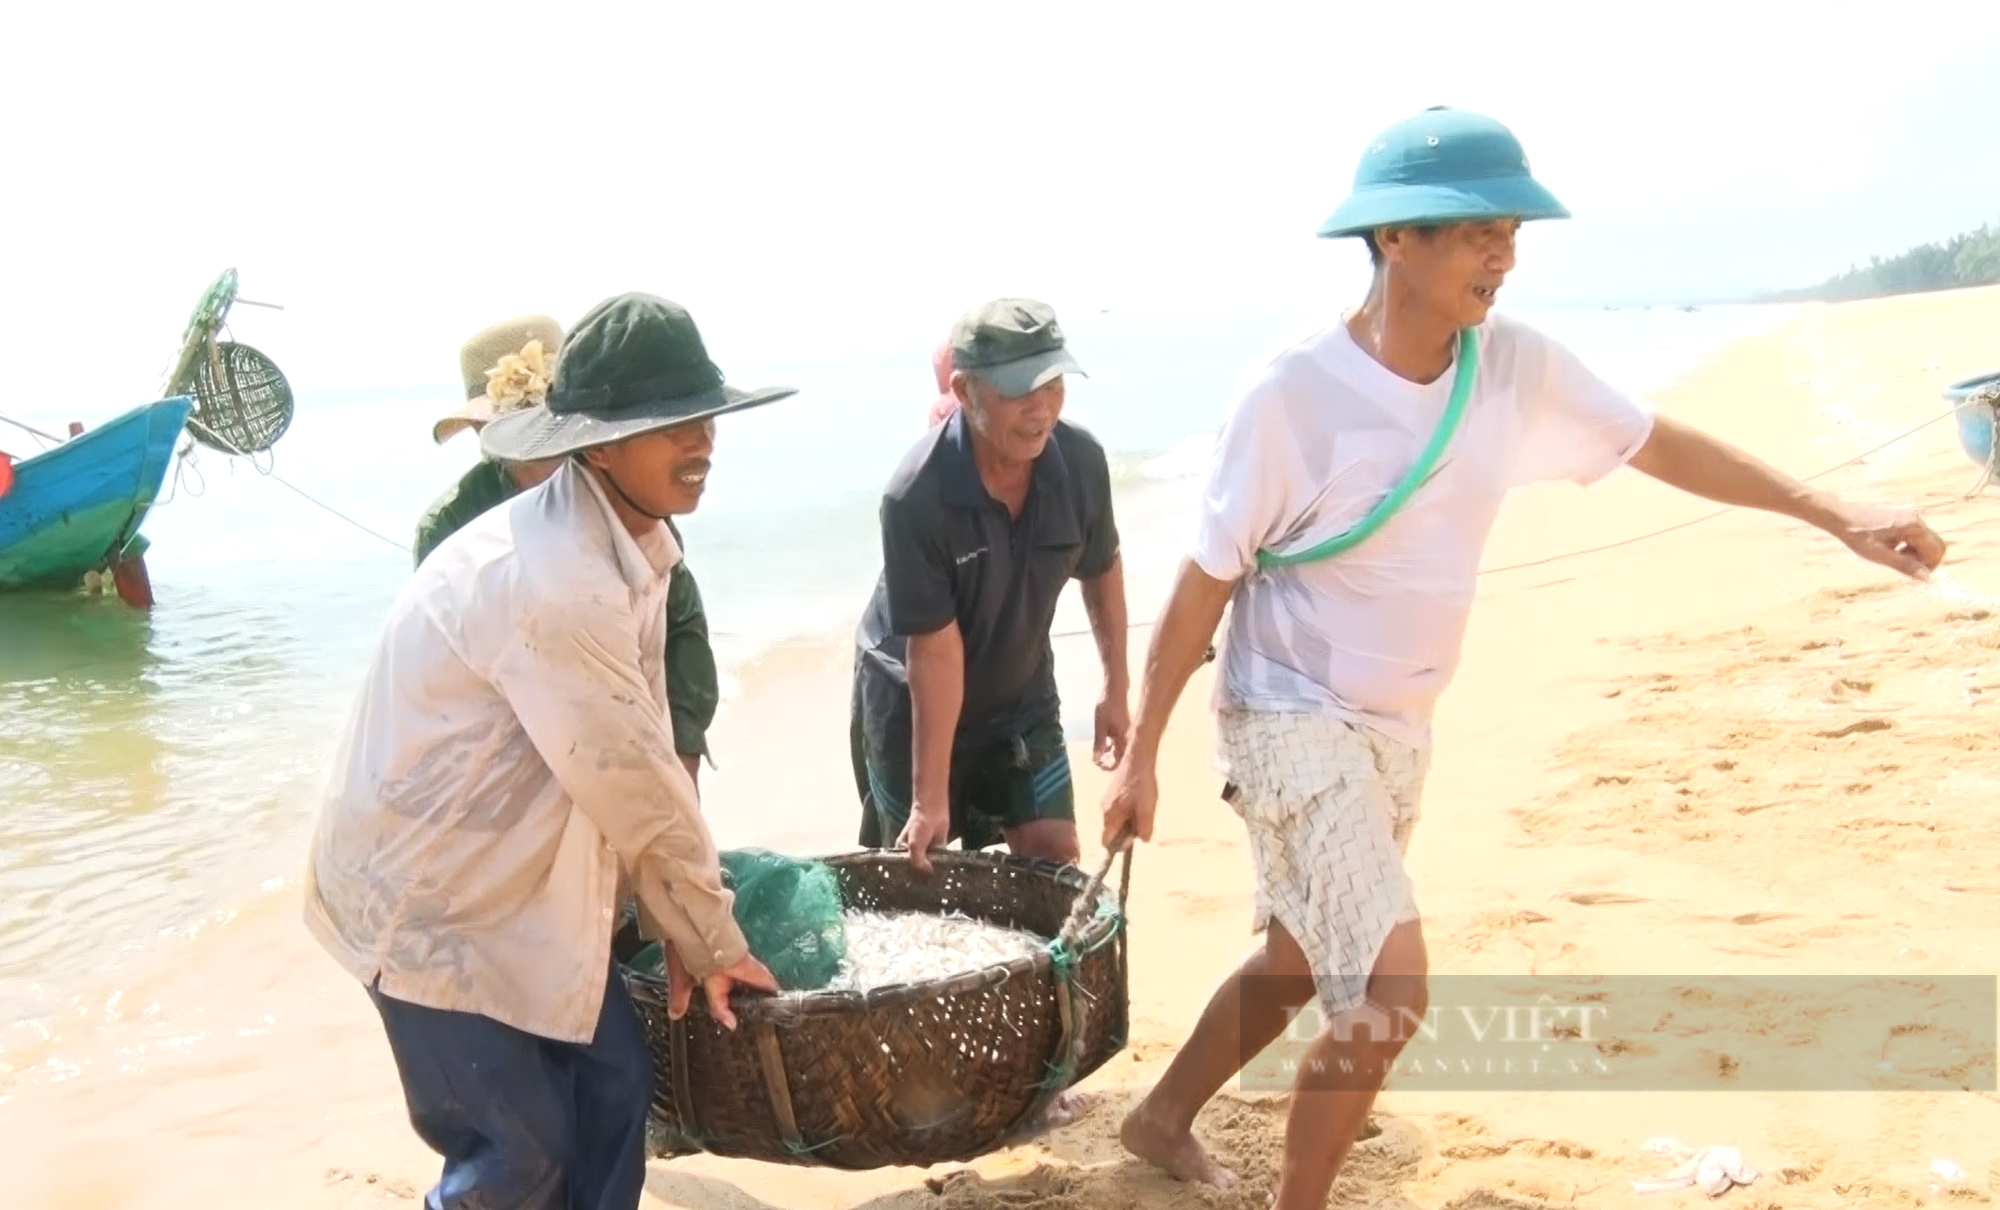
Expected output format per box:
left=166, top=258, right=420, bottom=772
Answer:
left=182, top=414, right=409, bottom=554
left=0, top=411, right=63, bottom=449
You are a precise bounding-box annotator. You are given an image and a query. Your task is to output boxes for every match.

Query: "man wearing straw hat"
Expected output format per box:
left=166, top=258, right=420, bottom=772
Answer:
left=307, top=292, right=787, bottom=1210
left=417, top=314, right=724, bottom=787
left=1099, top=107, right=1947, bottom=1209
left=415, top=314, right=567, bottom=562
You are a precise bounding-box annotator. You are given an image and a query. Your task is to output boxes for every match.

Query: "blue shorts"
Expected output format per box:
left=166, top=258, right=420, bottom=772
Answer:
left=853, top=711, right=1075, bottom=851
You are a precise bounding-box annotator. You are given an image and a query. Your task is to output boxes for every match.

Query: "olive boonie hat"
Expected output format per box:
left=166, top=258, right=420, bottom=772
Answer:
left=949, top=298, right=1088, bottom=399
left=1315, top=107, right=1570, bottom=240
left=480, top=293, right=796, bottom=462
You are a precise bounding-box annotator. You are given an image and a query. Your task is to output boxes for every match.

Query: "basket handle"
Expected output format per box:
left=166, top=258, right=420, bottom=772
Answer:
left=1057, top=826, right=1136, bottom=949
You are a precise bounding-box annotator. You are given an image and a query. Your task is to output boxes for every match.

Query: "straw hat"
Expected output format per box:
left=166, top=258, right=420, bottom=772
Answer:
left=432, top=314, right=565, bottom=445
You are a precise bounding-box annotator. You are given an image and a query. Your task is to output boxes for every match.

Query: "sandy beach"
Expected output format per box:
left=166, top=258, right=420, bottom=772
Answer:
left=6, top=285, right=1999, bottom=1209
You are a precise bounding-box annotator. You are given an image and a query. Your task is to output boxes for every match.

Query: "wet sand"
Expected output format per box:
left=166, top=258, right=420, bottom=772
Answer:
left=5, top=286, right=1999, bottom=1208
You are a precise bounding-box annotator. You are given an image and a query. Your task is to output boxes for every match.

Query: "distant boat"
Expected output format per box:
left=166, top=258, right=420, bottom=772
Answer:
left=1947, top=368, right=2000, bottom=495
left=0, top=397, right=194, bottom=596
left=0, top=267, right=293, bottom=607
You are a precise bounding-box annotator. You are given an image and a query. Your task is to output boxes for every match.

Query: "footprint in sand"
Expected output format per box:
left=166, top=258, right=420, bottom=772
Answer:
left=1167, top=890, right=1229, bottom=914
left=324, top=1169, right=419, bottom=1202
left=1815, top=718, right=1893, bottom=739
left=1729, top=911, right=1793, bottom=925
left=1482, top=909, right=1553, bottom=928
left=1878, top=1022, right=1984, bottom=1085
left=1440, top=1190, right=1571, bottom=1210
left=1441, top=1140, right=1515, bottom=1160
left=925, top=1164, right=1077, bottom=1205
left=1550, top=890, right=1648, bottom=906
left=1596, top=1036, right=1658, bottom=1059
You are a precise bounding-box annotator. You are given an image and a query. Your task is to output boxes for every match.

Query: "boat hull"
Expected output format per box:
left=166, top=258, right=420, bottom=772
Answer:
left=0, top=397, right=193, bottom=590
left=1947, top=370, right=2000, bottom=470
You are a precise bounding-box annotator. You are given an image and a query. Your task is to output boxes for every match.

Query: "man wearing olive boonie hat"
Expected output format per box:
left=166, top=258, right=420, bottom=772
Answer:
left=306, top=292, right=791, bottom=1210
left=850, top=298, right=1130, bottom=889
left=1100, top=108, right=1947, bottom=1209
left=417, top=314, right=726, bottom=783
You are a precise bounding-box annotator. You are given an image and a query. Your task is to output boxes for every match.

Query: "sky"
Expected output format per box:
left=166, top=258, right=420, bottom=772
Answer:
left=3, top=0, right=1996, bottom=410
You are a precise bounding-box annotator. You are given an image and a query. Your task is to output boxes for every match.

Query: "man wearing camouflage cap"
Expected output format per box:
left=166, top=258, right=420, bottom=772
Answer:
left=851, top=298, right=1131, bottom=875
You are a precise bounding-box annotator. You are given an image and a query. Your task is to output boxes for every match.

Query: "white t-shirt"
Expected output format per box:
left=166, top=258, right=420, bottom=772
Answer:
left=1190, top=312, right=1655, bottom=749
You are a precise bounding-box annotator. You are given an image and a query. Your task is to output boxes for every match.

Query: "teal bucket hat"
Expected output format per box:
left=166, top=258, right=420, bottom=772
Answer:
left=1315, top=107, right=1570, bottom=240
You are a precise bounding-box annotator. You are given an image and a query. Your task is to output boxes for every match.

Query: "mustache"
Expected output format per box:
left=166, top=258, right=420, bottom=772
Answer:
left=671, top=458, right=712, bottom=478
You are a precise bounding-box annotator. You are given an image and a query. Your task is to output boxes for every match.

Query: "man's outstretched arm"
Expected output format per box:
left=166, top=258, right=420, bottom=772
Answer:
left=1100, top=558, right=1237, bottom=846
left=1625, top=415, right=1946, bottom=580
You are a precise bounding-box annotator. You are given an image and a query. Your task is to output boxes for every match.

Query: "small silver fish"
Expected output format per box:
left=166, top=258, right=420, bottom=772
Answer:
left=823, top=910, right=1045, bottom=992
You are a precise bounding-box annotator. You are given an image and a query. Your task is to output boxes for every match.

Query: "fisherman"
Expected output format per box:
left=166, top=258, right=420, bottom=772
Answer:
left=414, top=314, right=566, bottom=562
left=851, top=298, right=1130, bottom=873
left=417, top=314, right=723, bottom=786
left=306, top=293, right=789, bottom=1210
left=1100, top=107, right=1947, bottom=1210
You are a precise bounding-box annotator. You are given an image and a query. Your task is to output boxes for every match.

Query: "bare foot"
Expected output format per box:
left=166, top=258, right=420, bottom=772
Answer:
left=1039, top=1088, right=1100, bottom=1130
left=1004, top=1088, right=1102, bottom=1143
left=1120, top=1098, right=1237, bottom=1187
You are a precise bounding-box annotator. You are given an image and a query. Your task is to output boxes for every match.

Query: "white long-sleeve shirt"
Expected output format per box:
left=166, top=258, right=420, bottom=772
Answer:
left=304, top=460, right=747, bottom=1043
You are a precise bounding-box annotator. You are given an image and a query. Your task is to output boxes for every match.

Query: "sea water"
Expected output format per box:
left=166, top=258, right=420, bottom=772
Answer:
left=0, top=301, right=1788, bottom=1099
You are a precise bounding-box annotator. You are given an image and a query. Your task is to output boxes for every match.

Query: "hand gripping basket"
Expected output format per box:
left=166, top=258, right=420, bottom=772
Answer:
left=618, top=845, right=1132, bottom=1170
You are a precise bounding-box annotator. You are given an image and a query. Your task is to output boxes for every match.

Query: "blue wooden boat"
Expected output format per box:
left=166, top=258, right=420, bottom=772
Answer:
left=0, top=396, right=194, bottom=592
left=1948, top=369, right=2000, bottom=474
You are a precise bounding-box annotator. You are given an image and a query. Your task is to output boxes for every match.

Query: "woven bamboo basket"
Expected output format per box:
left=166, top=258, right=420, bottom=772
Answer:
left=187, top=340, right=294, bottom=455
left=617, top=846, right=1132, bottom=1170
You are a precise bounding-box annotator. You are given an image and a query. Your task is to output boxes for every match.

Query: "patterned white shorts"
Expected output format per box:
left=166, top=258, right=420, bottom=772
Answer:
left=1216, top=709, right=1428, bottom=1020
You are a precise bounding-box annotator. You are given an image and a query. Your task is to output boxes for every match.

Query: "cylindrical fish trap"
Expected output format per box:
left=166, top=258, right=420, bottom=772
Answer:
left=619, top=847, right=1131, bottom=1170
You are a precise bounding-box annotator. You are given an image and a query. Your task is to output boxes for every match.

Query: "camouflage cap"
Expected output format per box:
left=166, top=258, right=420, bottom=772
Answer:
left=948, top=298, right=1087, bottom=399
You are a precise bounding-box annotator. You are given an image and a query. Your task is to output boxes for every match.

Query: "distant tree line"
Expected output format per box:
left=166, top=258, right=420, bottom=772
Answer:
left=1762, top=222, right=2000, bottom=303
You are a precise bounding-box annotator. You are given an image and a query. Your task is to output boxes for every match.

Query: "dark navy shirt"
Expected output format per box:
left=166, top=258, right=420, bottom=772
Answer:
left=853, top=412, right=1120, bottom=752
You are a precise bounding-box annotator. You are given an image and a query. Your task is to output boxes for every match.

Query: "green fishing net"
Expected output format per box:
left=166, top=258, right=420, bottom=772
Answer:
left=626, top=849, right=847, bottom=993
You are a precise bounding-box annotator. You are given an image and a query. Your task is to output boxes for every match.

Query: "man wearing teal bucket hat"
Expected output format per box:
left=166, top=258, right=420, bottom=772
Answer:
left=1101, top=108, right=1946, bottom=1208
left=305, top=293, right=783, bottom=1210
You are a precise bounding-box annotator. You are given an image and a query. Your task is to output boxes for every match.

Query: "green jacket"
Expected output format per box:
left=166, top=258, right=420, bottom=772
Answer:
left=414, top=460, right=719, bottom=761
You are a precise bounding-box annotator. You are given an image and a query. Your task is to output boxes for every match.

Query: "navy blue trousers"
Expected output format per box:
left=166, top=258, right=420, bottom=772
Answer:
left=368, top=962, right=655, bottom=1210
